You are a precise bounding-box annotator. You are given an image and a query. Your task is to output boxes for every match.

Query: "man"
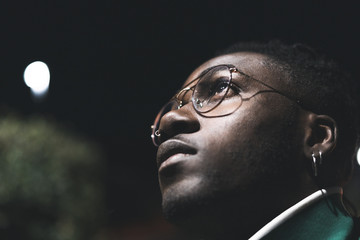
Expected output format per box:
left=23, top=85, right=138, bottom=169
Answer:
left=151, top=41, right=359, bottom=239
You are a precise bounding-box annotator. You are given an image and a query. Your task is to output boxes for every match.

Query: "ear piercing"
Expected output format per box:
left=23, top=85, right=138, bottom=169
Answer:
left=311, top=151, right=323, bottom=177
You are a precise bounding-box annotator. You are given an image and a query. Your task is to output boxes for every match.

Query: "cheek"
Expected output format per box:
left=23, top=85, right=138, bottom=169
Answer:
left=197, top=108, right=258, bottom=153
left=194, top=114, right=256, bottom=181
left=194, top=103, right=301, bottom=187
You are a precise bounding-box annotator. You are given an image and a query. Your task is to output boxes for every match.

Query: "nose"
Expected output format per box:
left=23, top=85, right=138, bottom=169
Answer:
left=157, top=104, right=200, bottom=144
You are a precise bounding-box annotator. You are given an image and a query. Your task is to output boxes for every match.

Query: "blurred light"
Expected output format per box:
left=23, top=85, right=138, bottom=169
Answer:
left=24, top=61, right=50, bottom=97
left=357, top=148, right=360, bottom=166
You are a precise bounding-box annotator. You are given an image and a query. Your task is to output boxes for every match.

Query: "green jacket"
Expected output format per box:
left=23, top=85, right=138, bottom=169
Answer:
left=262, top=194, right=359, bottom=240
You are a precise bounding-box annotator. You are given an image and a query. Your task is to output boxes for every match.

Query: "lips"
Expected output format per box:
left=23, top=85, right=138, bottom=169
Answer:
left=156, top=138, right=197, bottom=171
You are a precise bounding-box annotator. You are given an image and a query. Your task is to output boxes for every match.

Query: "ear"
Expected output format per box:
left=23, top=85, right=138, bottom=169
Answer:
left=303, top=113, right=337, bottom=159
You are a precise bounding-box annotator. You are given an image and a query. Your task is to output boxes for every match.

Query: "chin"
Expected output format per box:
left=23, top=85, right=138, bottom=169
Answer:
left=160, top=177, right=212, bottom=224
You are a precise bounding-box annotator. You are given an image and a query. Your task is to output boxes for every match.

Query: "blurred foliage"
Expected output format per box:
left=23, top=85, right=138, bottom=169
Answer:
left=0, top=113, right=106, bottom=240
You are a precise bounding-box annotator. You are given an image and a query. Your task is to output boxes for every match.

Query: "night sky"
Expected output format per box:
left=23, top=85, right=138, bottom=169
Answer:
left=1, top=0, right=360, bottom=236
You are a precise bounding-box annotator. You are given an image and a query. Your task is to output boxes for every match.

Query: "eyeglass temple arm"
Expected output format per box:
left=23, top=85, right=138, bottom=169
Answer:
left=232, top=68, right=302, bottom=105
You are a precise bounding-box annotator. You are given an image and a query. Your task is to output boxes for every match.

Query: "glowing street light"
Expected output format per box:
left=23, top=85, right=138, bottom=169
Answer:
left=24, top=61, right=50, bottom=99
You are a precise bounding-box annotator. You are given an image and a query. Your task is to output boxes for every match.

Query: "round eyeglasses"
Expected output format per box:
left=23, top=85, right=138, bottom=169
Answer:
left=151, top=64, right=301, bottom=146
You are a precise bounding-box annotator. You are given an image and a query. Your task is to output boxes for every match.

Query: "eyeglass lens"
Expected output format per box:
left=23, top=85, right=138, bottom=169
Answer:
left=192, top=65, right=243, bottom=117
left=151, top=65, right=243, bottom=146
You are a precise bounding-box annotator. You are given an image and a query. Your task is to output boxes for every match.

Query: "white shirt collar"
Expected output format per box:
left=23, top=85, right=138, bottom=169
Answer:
left=249, top=187, right=343, bottom=240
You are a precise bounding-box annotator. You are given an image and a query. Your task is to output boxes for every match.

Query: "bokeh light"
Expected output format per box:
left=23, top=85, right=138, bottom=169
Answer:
left=357, top=148, right=360, bottom=166
left=24, top=61, right=50, bottom=97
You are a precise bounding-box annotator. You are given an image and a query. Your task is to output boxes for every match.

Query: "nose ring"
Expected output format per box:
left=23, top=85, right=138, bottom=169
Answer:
left=154, top=130, right=161, bottom=137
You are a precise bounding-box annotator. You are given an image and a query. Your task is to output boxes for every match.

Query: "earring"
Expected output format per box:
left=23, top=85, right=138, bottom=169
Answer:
left=154, top=130, right=161, bottom=137
left=311, top=153, right=318, bottom=177
left=319, top=151, right=323, bottom=165
left=311, top=151, right=323, bottom=177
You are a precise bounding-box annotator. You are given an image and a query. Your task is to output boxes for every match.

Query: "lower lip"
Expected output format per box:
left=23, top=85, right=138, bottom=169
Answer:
left=159, top=153, right=189, bottom=173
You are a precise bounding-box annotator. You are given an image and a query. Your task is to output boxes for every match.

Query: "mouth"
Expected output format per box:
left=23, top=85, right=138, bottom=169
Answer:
left=156, top=139, right=197, bottom=173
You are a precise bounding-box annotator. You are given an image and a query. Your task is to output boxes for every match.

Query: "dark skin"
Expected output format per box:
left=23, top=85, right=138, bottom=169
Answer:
left=156, top=52, right=338, bottom=239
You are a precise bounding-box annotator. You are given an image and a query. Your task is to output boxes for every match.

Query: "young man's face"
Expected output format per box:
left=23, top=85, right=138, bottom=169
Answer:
left=155, top=52, right=308, bottom=225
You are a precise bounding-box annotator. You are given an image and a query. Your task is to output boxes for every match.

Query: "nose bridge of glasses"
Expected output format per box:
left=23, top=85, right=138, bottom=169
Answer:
left=229, top=67, right=237, bottom=73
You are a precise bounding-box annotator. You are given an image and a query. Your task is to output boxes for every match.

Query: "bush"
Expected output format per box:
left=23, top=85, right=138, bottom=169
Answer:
left=0, top=113, right=105, bottom=240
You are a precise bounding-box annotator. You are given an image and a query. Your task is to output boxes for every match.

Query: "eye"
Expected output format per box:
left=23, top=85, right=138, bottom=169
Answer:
left=208, top=78, right=242, bottom=101
left=209, top=78, right=230, bottom=96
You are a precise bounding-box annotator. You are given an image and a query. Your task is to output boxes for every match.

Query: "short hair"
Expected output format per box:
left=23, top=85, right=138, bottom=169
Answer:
left=217, top=40, right=359, bottom=186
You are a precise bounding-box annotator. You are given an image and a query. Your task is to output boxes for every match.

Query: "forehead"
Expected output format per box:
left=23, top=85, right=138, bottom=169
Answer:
left=184, top=52, right=289, bottom=91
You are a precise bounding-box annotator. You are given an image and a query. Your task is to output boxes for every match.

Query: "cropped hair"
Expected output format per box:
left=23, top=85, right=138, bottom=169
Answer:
left=217, top=40, right=359, bottom=185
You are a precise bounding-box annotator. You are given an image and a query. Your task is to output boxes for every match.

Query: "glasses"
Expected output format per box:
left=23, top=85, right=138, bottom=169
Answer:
left=151, top=64, right=301, bottom=146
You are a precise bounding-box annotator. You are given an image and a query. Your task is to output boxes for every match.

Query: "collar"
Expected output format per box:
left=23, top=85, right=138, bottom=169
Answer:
left=249, top=187, right=344, bottom=240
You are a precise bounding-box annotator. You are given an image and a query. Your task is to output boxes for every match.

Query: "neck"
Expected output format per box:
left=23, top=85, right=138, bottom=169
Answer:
left=175, top=183, right=320, bottom=239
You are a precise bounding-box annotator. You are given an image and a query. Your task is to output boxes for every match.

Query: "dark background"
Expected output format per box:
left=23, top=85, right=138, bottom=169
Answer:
left=1, top=0, right=360, bottom=238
